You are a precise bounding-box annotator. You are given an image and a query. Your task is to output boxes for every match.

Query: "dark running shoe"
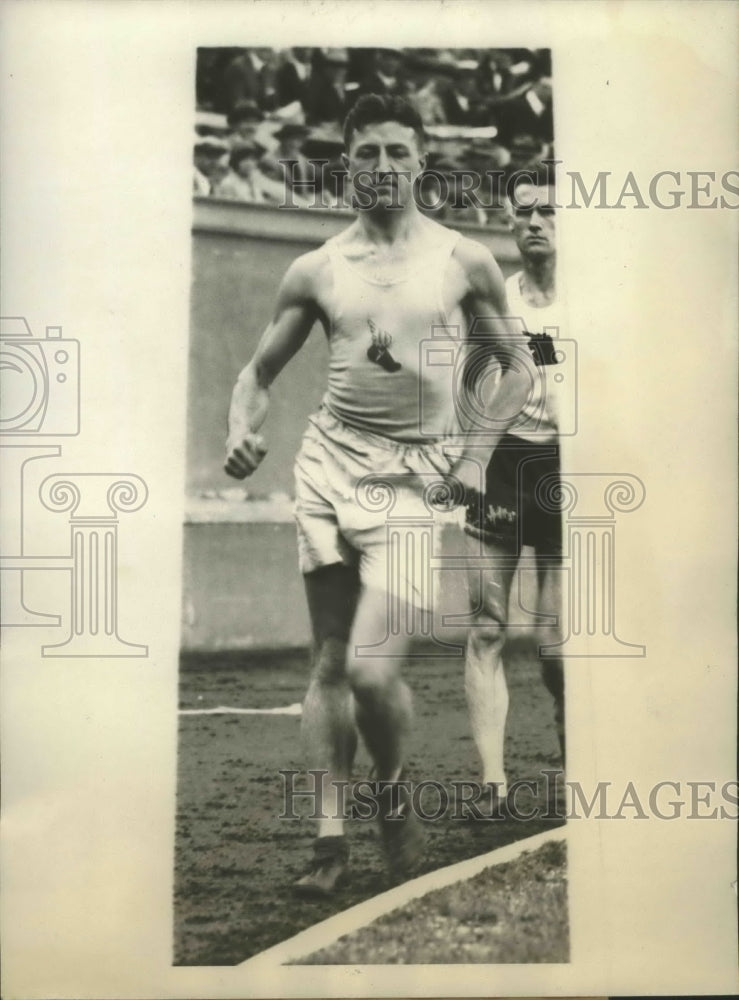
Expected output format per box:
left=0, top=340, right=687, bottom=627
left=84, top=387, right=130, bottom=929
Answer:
left=377, top=776, right=425, bottom=878
left=459, top=782, right=510, bottom=830
left=293, top=836, right=349, bottom=898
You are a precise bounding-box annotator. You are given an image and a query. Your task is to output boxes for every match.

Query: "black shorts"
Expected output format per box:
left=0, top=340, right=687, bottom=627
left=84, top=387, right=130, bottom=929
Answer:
left=464, top=434, right=562, bottom=557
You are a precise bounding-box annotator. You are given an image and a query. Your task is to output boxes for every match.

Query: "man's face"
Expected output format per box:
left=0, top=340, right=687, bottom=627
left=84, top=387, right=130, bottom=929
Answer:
left=326, top=62, right=347, bottom=84
left=455, top=72, right=477, bottom=97
left=211, top=154, right=230, bottom=184
left=235, top=154, right=257, bottom=178
left=235, top=121, right=259, bottom=140
left=280, top=135, right=303, bottom=156
left=343, top=120, right=425, bottom=211
left=194, top=150, right=210, bottom=175
left=509, top=134, right=541, bottom=170
left=378, top=52, right=401, bottom=77
left=508, top=184, right=556, bottom=259
left=195, top=148, right=222, bottom=178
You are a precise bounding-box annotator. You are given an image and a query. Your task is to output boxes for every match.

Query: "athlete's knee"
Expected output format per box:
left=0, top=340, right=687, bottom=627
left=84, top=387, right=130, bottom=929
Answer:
left=345, top=651, right=395, bottom=703
left=467, top=612, right=507, bottom=659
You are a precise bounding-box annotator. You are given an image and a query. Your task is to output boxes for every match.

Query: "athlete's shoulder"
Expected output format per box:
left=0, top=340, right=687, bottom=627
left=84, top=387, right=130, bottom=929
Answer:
left=281, top=244, right=332, bottom=298
left=450, top=235, right=506, bottom=301
left=319, top=219, right=360, bottom=247
left=414, top=215, right=456, bottom=240
left=451, top=234, right=499, bottom=272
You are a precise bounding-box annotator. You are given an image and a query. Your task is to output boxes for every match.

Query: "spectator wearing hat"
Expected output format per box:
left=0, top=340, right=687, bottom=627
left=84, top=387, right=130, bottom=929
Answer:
left=411, top=80, right=447, bottom=126
left=193, top=135, right=230, bottom=195
left=481, top=52, right=553, bottom=146
left=497, top=78, right=553, bottom=145
left=307, top=48, right=358, bottom=126
left=197, top=46, right=245, bottom=112
left=259, top=123, right=314, bottom=194
left=299, top=129, right=350, bottom=210
left=193, top=164, right=210, bottom=196
left=214, top=140, right=299, bottom=204
left=359, top=48, right=407, bottom=99
left=227, top=100, right=265, bottom=144
left=502, top=132, right=552, bottom=189
left=277, top=47, right=313, bottom=113
left=439, top=59, right=486, bottom=126
left=403, top=51, right=450, bottom=126
left=196, top=47, right=227, bottom=111
left=461, top=140, right=511, bottom=217
left=222, top=47, right=280, bottom=113
left=312, top=157, right=352, bottom=211
left=474, top=50, right=515, bottom=102
left=420, top=156, right=487, bottom=226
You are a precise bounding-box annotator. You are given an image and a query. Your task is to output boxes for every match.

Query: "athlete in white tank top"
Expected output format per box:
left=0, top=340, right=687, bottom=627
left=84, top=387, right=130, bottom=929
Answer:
left=225, top=101, right=539, bottom=894
left=322, top=226, right=463, bottom=441
left=463, top=179, right=566, bottom=802
left=504, top=269, right=562, bottom=442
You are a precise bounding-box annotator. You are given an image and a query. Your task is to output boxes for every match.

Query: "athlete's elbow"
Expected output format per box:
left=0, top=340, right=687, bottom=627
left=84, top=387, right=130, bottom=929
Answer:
left=254, top=356, right=281, bottom=391
left=237, top=358, right=271, bottom=391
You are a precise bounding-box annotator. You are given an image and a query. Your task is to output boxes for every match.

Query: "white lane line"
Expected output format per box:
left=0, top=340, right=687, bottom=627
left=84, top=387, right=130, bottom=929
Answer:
left=237, top=825, right=567, bottom=969
left=179, top=703, right=303, bottom=716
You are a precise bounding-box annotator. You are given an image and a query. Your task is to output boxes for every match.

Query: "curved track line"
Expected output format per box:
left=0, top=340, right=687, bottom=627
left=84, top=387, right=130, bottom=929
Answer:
left=238, top=825, right=567, bottom=968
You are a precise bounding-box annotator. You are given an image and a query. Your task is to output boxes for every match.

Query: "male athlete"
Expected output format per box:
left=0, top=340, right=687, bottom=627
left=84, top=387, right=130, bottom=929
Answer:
left=224, top=94, right=535, bottom=895
left=463, top=176, right=566, bottom=806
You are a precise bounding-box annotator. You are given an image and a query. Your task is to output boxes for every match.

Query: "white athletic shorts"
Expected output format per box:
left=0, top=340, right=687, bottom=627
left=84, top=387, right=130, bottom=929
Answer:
left=294, top=407, right=458, bottom=611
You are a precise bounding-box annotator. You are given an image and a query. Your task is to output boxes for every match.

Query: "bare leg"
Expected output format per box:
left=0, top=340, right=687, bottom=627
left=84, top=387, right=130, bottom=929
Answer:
left=301, top=564, right=360, bottom=837
left=346, top=584, right=425, bottom=875
left=346, top=587, right=415, bottom=782
left=464, top=535, right=517, bottom=792
left=536, top=559, right=565, bottom=765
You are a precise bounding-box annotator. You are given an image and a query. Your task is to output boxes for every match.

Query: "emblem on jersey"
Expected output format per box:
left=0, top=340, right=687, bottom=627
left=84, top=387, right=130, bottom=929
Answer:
left=366, top=318, right=401, bottom=372
left=525, top=330, right=559, bottom=367
left=486, top=504, right=517, bottom=524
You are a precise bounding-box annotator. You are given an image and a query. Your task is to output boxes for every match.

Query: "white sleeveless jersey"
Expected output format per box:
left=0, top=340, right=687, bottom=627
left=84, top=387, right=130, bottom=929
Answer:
left=321, top=228, right=463, bottom=442
left=505, top=271, right=562, bottom=443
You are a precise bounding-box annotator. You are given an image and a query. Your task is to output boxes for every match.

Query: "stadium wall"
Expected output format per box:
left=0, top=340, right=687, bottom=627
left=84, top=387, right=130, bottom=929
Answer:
left=183, top=199, right=527, bottom=651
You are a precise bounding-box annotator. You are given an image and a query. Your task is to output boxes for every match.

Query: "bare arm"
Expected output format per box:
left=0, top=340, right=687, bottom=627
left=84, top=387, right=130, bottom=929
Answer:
left=224, top=253, right=323, bottom=479
left=453, top=239, right=535, bottom=477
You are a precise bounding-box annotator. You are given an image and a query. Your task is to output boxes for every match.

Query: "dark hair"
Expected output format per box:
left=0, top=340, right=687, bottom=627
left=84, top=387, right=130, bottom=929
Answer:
left=343, top=93, right=425, bottom=151
left=507, top=164, right=556, bottom=193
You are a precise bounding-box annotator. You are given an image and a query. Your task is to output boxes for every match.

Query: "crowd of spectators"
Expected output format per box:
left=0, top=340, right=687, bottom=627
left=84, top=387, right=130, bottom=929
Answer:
left=194, top=47, right=554, bottom=225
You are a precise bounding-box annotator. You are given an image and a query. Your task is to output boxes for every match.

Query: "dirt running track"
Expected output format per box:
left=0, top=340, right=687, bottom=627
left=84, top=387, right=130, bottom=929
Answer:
left=174, top=641, right=566, bottom=965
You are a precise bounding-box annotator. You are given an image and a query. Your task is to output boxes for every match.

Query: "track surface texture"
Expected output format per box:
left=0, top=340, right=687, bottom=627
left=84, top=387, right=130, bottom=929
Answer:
left=174, top=640, right=566, bottom=965
left=299, top=839, right=568, bottom=964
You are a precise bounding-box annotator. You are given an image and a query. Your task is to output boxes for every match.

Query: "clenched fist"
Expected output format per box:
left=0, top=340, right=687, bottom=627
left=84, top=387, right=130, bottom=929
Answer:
left=224, top=432, right=268, bottom=479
